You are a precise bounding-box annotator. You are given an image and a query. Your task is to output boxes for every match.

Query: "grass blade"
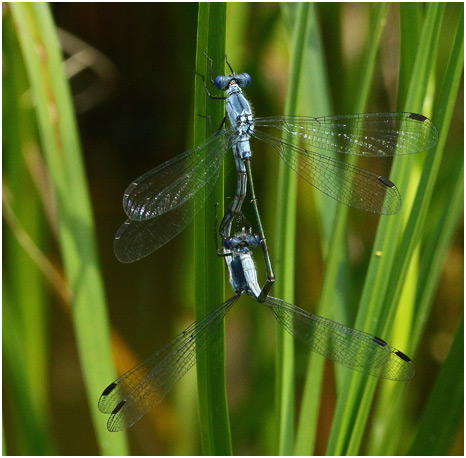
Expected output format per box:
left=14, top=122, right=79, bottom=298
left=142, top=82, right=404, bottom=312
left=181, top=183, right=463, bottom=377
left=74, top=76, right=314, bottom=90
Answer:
left=327, top=4, right=446, bottom=455
left=273, top=4, right=312, bottom=454
left=8, top=4, right=128, bottom=454
left=346, top=5, right=446, bottom=455
left=292, top=5, right=334, bottom=454
left=414, top=163, right=463, bottom=348
left=368, top=9, right=464, bottom=454
left=294, top=4, right=390, bottom=455
left=3, top=11, right=53, bottom=454
left=193, top=3, right=231, bottom=455
left=408, top=321, right=464, bottom=455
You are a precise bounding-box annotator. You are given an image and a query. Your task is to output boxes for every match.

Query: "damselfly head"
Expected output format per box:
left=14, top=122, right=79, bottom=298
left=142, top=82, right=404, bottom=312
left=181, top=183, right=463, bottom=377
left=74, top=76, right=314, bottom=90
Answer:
left=214, top=73, right=251, bottom=90
left=223, top=231, right=261, bottom=250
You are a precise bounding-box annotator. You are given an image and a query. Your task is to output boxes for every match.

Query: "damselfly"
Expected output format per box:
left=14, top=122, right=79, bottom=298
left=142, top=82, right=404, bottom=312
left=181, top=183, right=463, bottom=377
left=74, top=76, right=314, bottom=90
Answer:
left=99, top=222, right=415, bottom=432
left=113, top=55, right=438, bottom=268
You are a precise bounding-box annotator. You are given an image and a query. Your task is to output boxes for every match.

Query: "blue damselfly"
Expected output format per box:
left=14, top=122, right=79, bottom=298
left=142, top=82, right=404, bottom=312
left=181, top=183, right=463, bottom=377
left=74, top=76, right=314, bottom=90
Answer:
left=100, top=218, right=414, bottom=432
left=113, top=55, right=438, bottom=274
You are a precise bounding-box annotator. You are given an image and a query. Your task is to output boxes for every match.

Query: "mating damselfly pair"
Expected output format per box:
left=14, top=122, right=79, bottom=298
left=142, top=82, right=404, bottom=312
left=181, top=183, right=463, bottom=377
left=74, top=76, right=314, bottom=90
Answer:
left=99, top=54, right=438, bottom=432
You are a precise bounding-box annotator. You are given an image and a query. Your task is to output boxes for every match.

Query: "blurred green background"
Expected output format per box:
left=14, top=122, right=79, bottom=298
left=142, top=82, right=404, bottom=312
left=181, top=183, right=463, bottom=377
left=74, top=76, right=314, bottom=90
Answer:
left=3, top=3, right=463, bottom=455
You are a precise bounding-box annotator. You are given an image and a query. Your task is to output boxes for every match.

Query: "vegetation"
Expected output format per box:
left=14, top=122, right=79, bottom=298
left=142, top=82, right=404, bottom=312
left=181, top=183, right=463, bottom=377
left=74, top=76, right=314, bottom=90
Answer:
left=3, top=3, right=463, bottom=455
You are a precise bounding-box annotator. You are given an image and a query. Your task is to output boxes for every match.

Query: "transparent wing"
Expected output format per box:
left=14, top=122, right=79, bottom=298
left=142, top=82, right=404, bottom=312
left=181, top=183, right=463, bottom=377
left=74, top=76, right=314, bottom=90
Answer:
left=115, top=187, right=202, bottom=262
left=264, top=296, right=415, bottom=381
left=254, top=112, right=438, bottom=157
left=114, top=132, right=236, bottom=262
left=253, top=130, right=401, bottom=214
left=123, top=128, right=234, bottom=221
left=99, top=295, right=239, bottom=432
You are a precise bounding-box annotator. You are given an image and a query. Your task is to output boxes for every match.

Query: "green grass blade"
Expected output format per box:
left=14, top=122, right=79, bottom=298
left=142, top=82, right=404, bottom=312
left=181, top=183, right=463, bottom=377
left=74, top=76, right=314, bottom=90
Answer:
left=294, top=4, right=335, bottom=252
left=8, top=4, right=128, bottom=454
left=292, top=5, right=334, bottom=454
left=326, top=4, right=446, bottom=455
left=345, top=5, right=446, bottom=455
left=3, top=11, right=54, bottom=454
left=294, top=4, right=390, bottom=455
left=414, top=163, right=463, bottom=347
left=3, top=285, right=52, bottom=455
left=408, top=321, right=464, bottom=455
left=399, top=3, right=423, bottom=105
left=367, top=11, right=464, bottom=454
left=411, top=5, right=463, bottom=350
left=274, top=4, right=311, bottom=454
left=193, top=3, right=231, bottom=455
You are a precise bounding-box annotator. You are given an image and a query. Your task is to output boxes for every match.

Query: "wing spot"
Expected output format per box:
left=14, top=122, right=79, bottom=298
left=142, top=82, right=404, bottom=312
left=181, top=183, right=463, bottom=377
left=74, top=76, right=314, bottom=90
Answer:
left=111, top=400, right=126, bottom=415
left=102, top=382, right=117, bottom=396
left=377, top=175, right=395, bottom=188
left=373, top=336, right=387, bottom=347
left=395, top=350, right=412, bottom=362
left=408, top=113, right=427, bottom=122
